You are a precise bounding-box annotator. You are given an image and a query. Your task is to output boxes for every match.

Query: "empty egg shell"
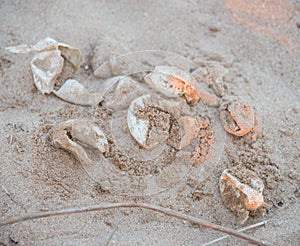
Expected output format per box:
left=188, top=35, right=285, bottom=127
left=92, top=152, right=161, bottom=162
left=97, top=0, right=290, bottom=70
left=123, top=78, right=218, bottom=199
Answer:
left=6, top=37, right=83, bottom=68
left=6, top=37, right=83, bottom=94
left=219, top=165, right=269, bottom=224
left=144, top=66, right=201, bottom=105
left=52, top=119, right=108, bottom=164
left=219, top=97, right=255, bottom=137
left=127, top=94, right=182, bottom=149
left=103, top=76, right=148, bottom=110
left=31, top=50, right=64, bottom=94
left=53, top=79, right=103, bottom=106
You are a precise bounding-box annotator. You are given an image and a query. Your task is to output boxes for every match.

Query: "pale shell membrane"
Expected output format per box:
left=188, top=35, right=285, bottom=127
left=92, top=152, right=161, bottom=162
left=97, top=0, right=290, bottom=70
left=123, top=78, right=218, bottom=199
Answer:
left=31, top=50, right=64, bottom=94
left=219, top=96, right=255, bottom=137
left=219, top=165, right=268, bottom=224
left=6, top=37, right=83, bottom=95
left=102, top=76, right=148, bottom=110
left=144, top=66, right=200, bottom=105
left=92, top=50, right=198, bottom=79
left=52, top=119, right=109, bottom=164
left=6, top=37, right=83, bottom=68
left=127, top=94, right=182, bottom=149
left=53, top=79, right=103, bottom=106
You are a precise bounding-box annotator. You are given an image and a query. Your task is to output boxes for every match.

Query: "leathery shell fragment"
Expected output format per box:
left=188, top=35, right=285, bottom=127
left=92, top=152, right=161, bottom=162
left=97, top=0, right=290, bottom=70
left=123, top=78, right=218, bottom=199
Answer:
left=6, top=37, right=83, bottom=68
left=52, top=119, right=108, bottom=164
left=144, top=66, right=201, bottom=106
left=31, top=50, right=64, bottom=94
left=6, top=37, right=83, bottom=94
left=219, top=165, right=269, bottom=224
left=219, top=97, right=255, bottom=137
left=127, top=94, right=182, bottom=149
left=53, top=79, right=103, bottom=106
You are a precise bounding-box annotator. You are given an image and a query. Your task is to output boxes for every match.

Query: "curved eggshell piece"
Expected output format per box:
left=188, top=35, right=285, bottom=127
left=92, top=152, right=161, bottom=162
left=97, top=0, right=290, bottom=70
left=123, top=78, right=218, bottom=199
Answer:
left=57, top=43, right=83, bottom=68
left=103, top=76, right=148, bottom=110
left=144, top=66, right=200, bottom=105
left=219, top=165, right=267, bottom=224
left=127, top=94, right=182, bottom=149
left=31, top=50, right=64, bottom=94
left=219, top=98, right=255, bottom=137
left=52, top=119, right=109, bottom=164
left=127, top=95, right=150, bottom=148
left=6, top=37, right=58, bottom=53
left=53, top=79, right=103, bottom=106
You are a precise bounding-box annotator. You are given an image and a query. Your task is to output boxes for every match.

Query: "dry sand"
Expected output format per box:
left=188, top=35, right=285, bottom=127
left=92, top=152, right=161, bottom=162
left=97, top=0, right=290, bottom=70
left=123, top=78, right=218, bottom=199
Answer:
left=0, top=1, right=299, bottom=245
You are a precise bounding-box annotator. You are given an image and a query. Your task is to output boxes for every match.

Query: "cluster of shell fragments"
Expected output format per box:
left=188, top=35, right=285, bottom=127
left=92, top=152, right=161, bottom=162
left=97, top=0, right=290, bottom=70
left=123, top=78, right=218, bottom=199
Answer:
left=7, top=38, right=268, bottom=221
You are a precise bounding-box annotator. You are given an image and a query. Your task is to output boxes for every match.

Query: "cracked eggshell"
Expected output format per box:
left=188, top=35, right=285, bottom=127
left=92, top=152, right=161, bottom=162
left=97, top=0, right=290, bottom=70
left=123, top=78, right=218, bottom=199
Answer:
left=90, top=37, right=129, bottom=75
left=219, top=97, right=255, bottom=137
left=31, top=50, right=64, bottom=94
left=144, top=66, right=200, bottom=105
left=178, top=116, right=199, bottom=149
left=219, top=165, right=267, bottom=224
left=7, top=38, right=83, bottom=95
left=52, top=123, right=92, bottom=165
left=6, top=37, right=59, bottom=53
left=109, top=53, right=144, bottom=77
left=103, top=76, right=148, bottom=110
left=6, top=37, right=83, bottom=68
left=127, top=94, right=182, bottom=149
left=68, top=119, right=109, bottom=153
left=52, top=119, right=109, bottom=164
left=53, top=79, right=103, bottom=106
left=127, top=95, right=150, bottom=148
left=57, top=42, right=83, bottom=68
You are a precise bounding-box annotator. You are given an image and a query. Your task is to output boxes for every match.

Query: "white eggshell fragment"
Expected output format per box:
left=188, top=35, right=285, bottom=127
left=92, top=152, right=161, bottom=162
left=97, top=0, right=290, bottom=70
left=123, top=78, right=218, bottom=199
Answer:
left=6, top=37, right=83, bottom=68
left=103, top=76, right=148, bottom=110
left=53, top=79, right=103, bottom=106
left=31, top=50, right=64, bottom=94
left=127, top=95, right=149, bottom=147
left=219, top=165, right=269, bottom=224
left=6, top=37, right=58, bottom=53
left=144, top=66, right=201, bottom=105
left=52, top=119, right=109, bottom=164
left=68, top=119, right=109, bottom=153
left=127, top=94, right=182, bottom=149
left=57, top=42, right=83, bottom=68
left=6, top=37, right=83, bottom=95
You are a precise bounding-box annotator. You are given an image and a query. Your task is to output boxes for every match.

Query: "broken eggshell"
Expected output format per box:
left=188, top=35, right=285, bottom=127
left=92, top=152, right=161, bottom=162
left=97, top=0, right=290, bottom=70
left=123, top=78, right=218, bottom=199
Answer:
left=219, top=97, right=255, bottom=137
left=6, top=37, right=83, bottom=68
left=219, top=165, right=270, bottom=224
left=127, top=94, right=182, bottom=149
left=145, top=66, right=201, bottom=106
left=178, top=116, right=199, bottom=149
left=102, top=76, right=148, bottom=110
left=31, top=50, right=64, bottom=94
left=52, top=119, right=108, bottom=164
left=53, top=79, right=103, bottom=106
left=6, top=37, right=83, bottom=94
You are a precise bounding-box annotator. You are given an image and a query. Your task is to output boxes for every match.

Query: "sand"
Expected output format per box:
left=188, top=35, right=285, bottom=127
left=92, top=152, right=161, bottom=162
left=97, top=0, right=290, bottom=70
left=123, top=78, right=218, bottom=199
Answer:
left=0, top=1, right=299, bottom=245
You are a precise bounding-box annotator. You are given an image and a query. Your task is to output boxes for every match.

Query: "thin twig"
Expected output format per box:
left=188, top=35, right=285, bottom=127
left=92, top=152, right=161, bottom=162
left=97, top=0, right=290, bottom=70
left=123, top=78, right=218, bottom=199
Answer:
left=0, top=183, right=10, bottom=196
left=202, top=220, right=268, bottom=246
left=105, top=217, right=123, bottom=246
left=0, top=202, right=270, bottom=246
